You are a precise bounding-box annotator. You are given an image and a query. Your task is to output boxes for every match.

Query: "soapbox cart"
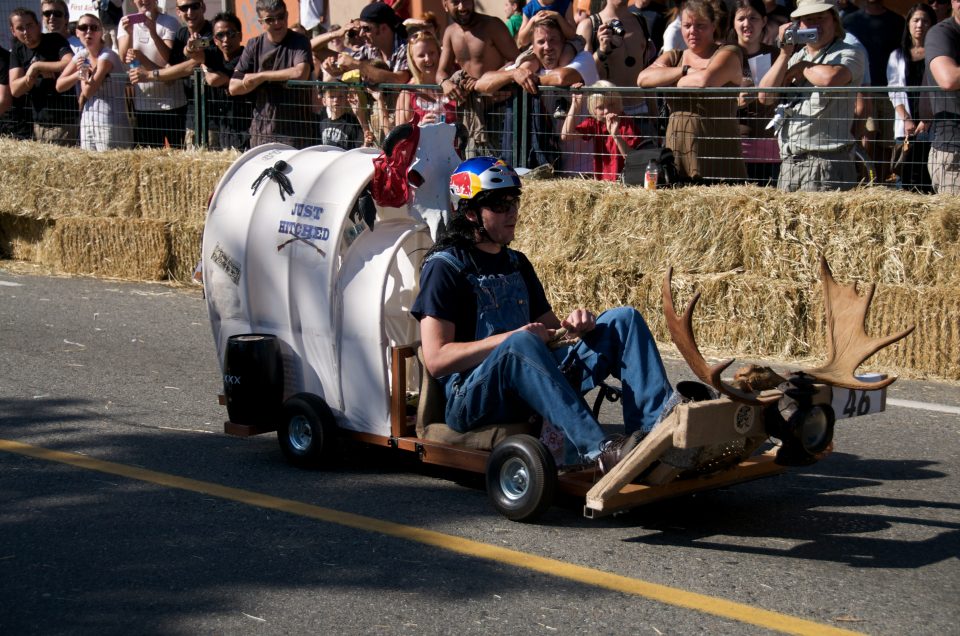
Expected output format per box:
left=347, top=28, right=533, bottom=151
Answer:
left=202, top=124, right=913, bottom=522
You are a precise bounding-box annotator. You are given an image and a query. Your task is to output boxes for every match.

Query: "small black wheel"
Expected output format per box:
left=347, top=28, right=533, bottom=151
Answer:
left=277, top=393, right=337, bottom=469
left=485, top=434, right=557, bottom=522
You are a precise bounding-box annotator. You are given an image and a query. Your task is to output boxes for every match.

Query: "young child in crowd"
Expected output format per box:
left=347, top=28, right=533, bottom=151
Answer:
left=315, top=85, right=363, bottom=149
left=561, top=80, right=643, bottom=181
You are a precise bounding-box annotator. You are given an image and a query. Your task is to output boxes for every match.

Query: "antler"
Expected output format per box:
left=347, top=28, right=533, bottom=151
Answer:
left=805, top=256, right=915, bottom=390
left=662, top=268, right=779, bottom=405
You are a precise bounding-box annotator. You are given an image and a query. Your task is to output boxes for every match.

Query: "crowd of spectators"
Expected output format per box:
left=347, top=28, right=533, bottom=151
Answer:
left=0, top=0, right=958, bottom=194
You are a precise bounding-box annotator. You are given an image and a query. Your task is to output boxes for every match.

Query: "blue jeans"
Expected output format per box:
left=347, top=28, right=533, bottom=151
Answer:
left=444, top=307, right=672, bottom=465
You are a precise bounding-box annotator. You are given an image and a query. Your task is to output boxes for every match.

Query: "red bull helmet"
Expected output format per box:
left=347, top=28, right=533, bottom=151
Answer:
left=449, top=157, right=522, bottom=202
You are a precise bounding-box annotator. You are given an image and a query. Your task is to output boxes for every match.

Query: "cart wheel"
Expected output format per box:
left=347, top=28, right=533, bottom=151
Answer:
left=277, top=393, right=337, bottom=469
left=485, top=435, right=557, bottom=522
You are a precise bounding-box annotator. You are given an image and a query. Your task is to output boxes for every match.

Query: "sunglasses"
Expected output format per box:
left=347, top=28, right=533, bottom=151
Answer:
left=259, top=12, right=287, bottom=25
left=358, top=24, right=375, bottom=33
left=76, top=23, right=101, bottom=32
left=177, top=2, right=203, bottom=12
left=41, top=9, right=65, bottom=18
left=485, top=197, right=520, bottom=214
left=214, top=30, right=239, bottom=40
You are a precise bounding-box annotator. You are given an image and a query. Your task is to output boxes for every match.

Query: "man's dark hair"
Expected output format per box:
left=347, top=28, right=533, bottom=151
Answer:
left=531, top=15, right=563, bottom=38
left=255, top=0, right=285, bottom=15
left=9, top=7, right=38, bottom=26
left=40, top=0, right=69, bottom=14
left=212, top=11, right=242, bottom=32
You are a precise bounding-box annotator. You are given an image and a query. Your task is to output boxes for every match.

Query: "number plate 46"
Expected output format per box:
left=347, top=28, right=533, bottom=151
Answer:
left=831, top=373, right=887, bottom=419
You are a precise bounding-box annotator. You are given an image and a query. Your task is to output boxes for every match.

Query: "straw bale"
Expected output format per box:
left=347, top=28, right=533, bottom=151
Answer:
left=804, top=283, right=960, bottom=381
left=0, top=139, right=142, bottom=219
left=0, top=213, right=54, bottom=261
left=137, top=149, right=235, bottom=222
left=42, top=217, right=170, bottom=280
left=167, top=220, right=205, bottom=283
left=516, top=182, right=746, bottom=274
left=738, top=187, right=960, bottom=287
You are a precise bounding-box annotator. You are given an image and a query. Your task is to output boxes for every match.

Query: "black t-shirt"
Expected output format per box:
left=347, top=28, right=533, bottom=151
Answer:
left=924, top=17, right=960, bottom=151
left=0, top=46, right=32, bottom=138
left=314, top=109, right=363, bottom=149
left=10, top=33, right=76, bottom=125
left=842, top=8, right=904, bottom=87
left=172, top=23, right=214, bottom=114
left=411, top=245, right=552, bottom=344
left=204, top=46, right=252, bottom=150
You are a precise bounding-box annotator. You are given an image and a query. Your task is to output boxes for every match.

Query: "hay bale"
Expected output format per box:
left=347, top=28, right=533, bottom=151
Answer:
left=0, top=213, right=55, bottom=261
left=167, top=220, right=205, bottom=283
left=739, top=188, right=960, bottom=287
left=516, top=182, right=747, bottom=275
left=42, top=217, right=170, bottom=280
left=137, top=149, right=235, bottom=222
left=0, top=139, right=142, bottom=219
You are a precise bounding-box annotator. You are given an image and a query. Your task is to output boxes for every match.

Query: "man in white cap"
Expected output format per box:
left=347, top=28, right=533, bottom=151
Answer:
left=759, top=0, right=866, bottom=191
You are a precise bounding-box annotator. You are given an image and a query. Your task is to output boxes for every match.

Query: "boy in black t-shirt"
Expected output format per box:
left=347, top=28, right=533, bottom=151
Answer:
left=314, top=85, right=362, bottom=149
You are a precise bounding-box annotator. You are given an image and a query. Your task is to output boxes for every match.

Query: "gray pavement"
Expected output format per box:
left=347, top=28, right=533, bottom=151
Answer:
left=1, top=266, right=958, bottom=635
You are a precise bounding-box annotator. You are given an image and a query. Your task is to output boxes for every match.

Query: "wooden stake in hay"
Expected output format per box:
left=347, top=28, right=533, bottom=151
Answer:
left=42, top=217, right=170, bottom=280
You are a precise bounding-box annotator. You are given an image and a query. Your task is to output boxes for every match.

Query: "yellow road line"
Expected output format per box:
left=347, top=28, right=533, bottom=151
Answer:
left=1, top=438, right=861, bottom=636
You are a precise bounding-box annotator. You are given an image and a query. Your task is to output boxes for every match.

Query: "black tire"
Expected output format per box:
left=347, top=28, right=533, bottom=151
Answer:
left=485, top=434, right=557, bottom=522
left=277, top=393, right=337, bottom=469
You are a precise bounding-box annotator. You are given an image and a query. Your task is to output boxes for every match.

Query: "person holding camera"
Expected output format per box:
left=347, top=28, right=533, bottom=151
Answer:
left=758, top=0, right=865, bottom=191
left=577, top=0, right=656, bottom=131
left=128, top=0, right=214, bottom=147
left=637, top=0, right=747, bottom=182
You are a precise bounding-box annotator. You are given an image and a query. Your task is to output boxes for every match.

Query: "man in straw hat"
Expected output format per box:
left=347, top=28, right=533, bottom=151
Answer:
left=924, top=0, right=960, bottom=193
left=758, top=0, right=866, bottom=191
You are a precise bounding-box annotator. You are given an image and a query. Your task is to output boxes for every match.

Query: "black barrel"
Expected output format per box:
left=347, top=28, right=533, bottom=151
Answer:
left=223, top=334, right=284, bottom=426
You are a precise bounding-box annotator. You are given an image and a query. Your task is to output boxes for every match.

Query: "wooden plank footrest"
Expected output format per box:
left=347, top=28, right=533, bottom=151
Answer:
left=224, top=421, right=277, bottom=437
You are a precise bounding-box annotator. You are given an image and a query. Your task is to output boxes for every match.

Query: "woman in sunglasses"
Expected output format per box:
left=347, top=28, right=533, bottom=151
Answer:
left=56, top=14, right=132, bottom=150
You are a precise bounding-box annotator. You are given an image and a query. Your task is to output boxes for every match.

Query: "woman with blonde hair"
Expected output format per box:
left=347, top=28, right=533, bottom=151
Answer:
left=637, top=0, right=746, bottom=182
left=395, top=29, right=457, bottom=126
left=56, top=13, right=131, bottom=150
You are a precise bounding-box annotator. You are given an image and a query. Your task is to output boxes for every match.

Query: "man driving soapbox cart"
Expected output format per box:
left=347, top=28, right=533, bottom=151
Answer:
left=202, top=123, right=913, bottom=522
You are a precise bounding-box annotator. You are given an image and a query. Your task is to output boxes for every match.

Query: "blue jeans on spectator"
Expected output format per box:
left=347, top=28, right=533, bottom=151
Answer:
left=444, top=307, right=672, bottom=465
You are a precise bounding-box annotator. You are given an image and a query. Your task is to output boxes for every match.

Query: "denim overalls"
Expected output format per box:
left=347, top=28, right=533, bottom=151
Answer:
left=427, top=248, right=673, bottom=466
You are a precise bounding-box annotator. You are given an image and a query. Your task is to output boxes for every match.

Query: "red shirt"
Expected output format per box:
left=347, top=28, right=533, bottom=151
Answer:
left=574, top=116, right=641, bottom=181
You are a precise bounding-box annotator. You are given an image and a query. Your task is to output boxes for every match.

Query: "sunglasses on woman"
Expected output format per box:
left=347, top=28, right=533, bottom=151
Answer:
left=76, top=23, right=101, bottom=32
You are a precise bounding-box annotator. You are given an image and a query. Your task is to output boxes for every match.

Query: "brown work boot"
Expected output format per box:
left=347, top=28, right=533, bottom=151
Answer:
left=597, top=431, right=644, bottom=474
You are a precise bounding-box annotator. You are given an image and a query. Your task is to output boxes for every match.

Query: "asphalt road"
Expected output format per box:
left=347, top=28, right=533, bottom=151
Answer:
left=1, top=266, right=958, bottom=635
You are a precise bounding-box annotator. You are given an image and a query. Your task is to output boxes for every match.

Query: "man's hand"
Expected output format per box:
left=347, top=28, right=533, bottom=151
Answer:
left=512, top=66, right=539, bottom=94
left=776, top=22, right=797, bottom=57
left=784, top=60, right=810, bottom=86
left=518, top=322, right=552, bottom=343
left=561, top=309, right=596, bottom=338
left=335, top=52, right=360, bottom=73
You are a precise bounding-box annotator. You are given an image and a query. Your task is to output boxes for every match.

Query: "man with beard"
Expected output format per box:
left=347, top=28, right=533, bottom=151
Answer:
left=438, top=0, right=519, bottom=158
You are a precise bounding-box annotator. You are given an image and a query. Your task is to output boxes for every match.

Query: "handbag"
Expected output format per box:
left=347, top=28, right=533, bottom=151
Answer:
left=622, top=145, right=679, bottom=187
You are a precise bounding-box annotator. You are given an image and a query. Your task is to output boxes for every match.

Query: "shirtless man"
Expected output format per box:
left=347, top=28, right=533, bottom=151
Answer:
left=438, top=0, right=518, bottom=158
left=576, top=0, right=654, bottom=123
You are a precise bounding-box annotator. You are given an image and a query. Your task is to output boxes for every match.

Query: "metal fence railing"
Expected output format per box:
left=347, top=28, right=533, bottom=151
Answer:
left=1, top=74, right=954, bottom=194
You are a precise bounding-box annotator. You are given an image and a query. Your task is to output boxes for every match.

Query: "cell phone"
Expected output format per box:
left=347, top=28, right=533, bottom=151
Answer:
left=126, top=13, right=146, bottom=25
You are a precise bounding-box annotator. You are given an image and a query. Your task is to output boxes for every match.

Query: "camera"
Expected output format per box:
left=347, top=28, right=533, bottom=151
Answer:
left=347, top=28, right=359, bottom=39
left=607, top=18, right=625, bottom=38
left=780, top=23, right=819, bottom=46
left=194, top=36, right=212, bottom=49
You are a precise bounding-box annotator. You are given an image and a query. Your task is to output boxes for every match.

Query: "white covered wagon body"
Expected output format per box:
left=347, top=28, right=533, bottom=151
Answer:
left=202, top=126, right=461, bottom=436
